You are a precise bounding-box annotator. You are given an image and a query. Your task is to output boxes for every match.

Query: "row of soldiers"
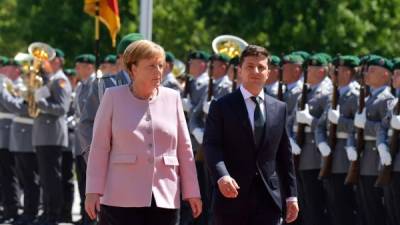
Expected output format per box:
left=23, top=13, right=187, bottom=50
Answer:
left=0, top=32, right=400, bottom=225
left=175, top=49, right=400, bottom=225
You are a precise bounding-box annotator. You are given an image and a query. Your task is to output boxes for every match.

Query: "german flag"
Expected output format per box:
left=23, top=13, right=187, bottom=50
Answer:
left=84, top=0, right=121, bottom=47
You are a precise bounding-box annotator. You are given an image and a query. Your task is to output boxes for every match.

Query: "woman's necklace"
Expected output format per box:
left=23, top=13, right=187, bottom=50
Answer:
left=130, top=85, right=158, bottom=100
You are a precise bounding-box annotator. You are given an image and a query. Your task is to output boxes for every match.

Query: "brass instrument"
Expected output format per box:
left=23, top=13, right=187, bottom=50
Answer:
left=26, top=42, right=55, bottom=118
left=172, top=59, right=186, bottom=77
left=0, top=75, right=18, bottom=96
left=212, top=35, right=248, bottom=59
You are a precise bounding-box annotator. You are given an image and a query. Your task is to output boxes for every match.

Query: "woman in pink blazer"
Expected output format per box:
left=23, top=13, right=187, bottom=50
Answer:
left=85, top=40, right=202, bottom=225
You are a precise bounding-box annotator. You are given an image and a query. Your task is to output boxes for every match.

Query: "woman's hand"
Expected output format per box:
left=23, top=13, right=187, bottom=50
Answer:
left=85, top=193, right=101, bottom=220
left=187, top=198, right=202, bottom=218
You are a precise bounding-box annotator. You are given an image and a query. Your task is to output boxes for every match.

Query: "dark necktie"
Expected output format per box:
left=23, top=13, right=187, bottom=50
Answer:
left=250, top=96, right=265, bottom=147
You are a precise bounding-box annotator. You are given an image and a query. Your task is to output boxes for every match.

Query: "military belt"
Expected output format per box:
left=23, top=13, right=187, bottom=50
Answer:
left=0, top=112, right=15, bottom=120
left=364, top=135, right=376, bottom=141
left=336, top=132, right=349, bottom=139
left=13, top=116, right=34, bottom=125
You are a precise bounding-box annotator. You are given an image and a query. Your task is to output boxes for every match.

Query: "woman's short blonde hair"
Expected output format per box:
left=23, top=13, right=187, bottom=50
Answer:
left=123, top=40, right=165, bottom=74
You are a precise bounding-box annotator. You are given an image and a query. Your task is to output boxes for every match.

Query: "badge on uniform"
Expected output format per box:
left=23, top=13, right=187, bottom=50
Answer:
left=58, top=79, right=67, bottom=89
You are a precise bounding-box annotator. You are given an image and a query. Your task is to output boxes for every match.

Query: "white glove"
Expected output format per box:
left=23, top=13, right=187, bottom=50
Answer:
left=317, top=142, right=331, bottom=157
left=345, top=146, right=357, bottom=161
left=328, top=106, right=340, bottom=124
left=34, top=86, right=50, bottom=102
left=181, top=98, right=192, bottom=112
left=192, top=128, right=204, bottom=144
left=390, top=115, right=400, bottom=130
left=203, top=101, right=211, bottom=114
left=289, top=138, right=301, bottom=155
left=377, top=144, right=392, bottom=166
left=296, top=104, right=314, bottom=126
left=354, top=109, right=366, bottom=129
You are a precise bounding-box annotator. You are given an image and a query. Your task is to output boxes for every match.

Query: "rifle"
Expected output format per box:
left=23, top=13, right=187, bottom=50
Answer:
left=232, top=64, right=238, bottom=92
left=277, top=56, right=284, bottom=101
left=183, top=53, right=191, bottom=98
left=294, top=60, right=309, bottom=168
left=207, top=57, right=214, bottom=101
left=196, top=57, right=215, bottom=162
left=375, top=98, right=400, bottom=186
left=319, top=61, right=339, bottom=179
left=345, top=63, right=367, bottom=184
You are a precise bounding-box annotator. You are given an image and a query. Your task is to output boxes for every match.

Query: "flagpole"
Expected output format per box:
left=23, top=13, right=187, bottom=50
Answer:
left=140, top=0, right=153, bottom=40
left=95, top=0, right=100, bottom=75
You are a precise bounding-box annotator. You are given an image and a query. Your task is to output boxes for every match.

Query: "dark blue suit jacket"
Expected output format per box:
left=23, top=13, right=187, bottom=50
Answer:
left=203, top=89, right=297, bottom=214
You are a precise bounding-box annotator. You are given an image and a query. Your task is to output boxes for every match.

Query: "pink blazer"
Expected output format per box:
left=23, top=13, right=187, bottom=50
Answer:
left=86, top=85, right=200, bottom=208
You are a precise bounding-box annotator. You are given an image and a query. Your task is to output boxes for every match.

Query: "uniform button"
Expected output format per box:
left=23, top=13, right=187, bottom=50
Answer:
left=148, top=143, right=153, bottom=148
left=148, top=157, right=154, bottom=164
left=311, top=140, right=315, bottom=144
left=147, top=150, right=151, bottom=154
left=146, top=116, right=151, bottom=121
left=46, top=120, right=50, bottom=124
left=4, top=125, right=9, bottom=129
left=21, top=128, right=26, bottom=132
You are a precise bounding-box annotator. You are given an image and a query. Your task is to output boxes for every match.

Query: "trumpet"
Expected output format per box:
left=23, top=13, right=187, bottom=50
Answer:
left=26, top=42, right=55, bottom=118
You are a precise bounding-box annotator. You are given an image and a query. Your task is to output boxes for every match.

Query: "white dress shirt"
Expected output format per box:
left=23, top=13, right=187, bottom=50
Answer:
left=239, top=85, right=266, bottom=132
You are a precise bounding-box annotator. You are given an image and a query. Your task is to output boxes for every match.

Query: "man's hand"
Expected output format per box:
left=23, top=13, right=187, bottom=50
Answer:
left=85, top=193, right=100, bottom=220
left=345, top=146, right=357, bottom=161
left=296, top=104, right=314, bottom=126
left=217, top=176, right=240, bottom=198
left=289, top=138, right=301, bottom=155
left=328, top=106, right=340, bottom=124
left=187, top=198, right=202, bottom=218
left=285, top=201, right=299, bottom=223
left=354, top=109, right=366, bottom=129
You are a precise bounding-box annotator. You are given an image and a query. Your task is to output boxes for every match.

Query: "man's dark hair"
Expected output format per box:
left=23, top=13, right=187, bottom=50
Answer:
left=239, top=45, right=270, bottom=65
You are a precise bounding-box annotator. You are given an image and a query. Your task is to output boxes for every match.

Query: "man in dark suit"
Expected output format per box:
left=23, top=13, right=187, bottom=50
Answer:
left=203, top=45, right=299, bottom=225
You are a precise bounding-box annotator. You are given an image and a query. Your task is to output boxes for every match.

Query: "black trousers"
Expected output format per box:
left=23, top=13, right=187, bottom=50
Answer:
left=299, top=169, right=329, bottom=225
left=323, top=173, right=357, bottom=225
left=36, top=146, right=63, bottom=222
left=212, top=175, right=281, bottom=225
left=14, top=152, right=40, bottom=218
left=0, top=149, right=19, bottom=217
left=99, top=196, right=178, bottom=225
left=76, top=155, right=97, bottom=224
left=358, top=175, right=386, bottom=225
left=384, top=172, right=400, bottom=225
left=60, top=151, right=74, bottom=221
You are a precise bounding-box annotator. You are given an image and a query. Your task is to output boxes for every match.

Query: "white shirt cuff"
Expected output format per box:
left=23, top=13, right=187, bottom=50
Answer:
left=217, top=175, right=230, bottom=184
left=286, top=197, right=298, bottom=202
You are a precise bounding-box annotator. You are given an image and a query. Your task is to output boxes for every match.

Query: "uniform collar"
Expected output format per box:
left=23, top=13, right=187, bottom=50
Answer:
left=265, top=81, right=278, bottom=89
left=338, top=84, right=351, bottom=96
left=162, top=72, right=175, bottom=82
left=82, top=73, right=95, bottom=85
left=287, top=80, right=301, bottom=90
left=213, top=75, right=227, bottom=85
left=49, top=69, right=63, bottom=81
left=370, top=86, right=387, bottom=97
left=195, top=72, right=208, bottom=81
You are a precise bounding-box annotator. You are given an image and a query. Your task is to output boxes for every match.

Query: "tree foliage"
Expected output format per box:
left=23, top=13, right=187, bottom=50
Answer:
left=1, top=0, right=400, bottom=66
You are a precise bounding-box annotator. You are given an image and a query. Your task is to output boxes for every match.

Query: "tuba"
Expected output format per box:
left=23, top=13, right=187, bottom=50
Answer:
left=172, top=59, right=186, bottom=77
left=26, top=42, right=55, bottom=118
left=212, top=34, right=248, bottom=58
